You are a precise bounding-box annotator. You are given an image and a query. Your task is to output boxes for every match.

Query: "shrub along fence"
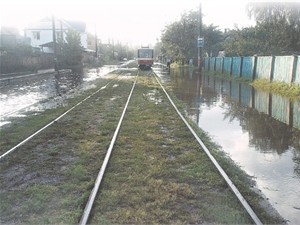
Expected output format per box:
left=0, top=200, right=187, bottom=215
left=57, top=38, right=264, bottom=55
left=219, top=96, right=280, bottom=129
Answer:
left=204, top=55, right=300, bottom=86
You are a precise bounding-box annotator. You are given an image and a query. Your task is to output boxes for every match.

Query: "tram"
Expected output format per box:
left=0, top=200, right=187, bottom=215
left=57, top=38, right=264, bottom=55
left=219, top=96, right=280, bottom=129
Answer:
left=137, top=47, right=154, bottom=70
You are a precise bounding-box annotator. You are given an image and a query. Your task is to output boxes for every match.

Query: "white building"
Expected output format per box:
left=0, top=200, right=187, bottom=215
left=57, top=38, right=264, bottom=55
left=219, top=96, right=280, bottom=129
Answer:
left=24, top=17, right=88, bottom=53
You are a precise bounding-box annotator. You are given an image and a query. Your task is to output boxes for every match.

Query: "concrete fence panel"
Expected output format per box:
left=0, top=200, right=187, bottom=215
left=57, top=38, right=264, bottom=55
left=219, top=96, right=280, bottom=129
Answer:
left=273, top=56, right=294, bottom=83
left=232, top=57, right=241, bottom=77
left=255, top=56, right=273, bottom=80
left=242, top=57, right=254, bottom=80
left=204, top=55, right=299, bottom=87
left=204, top=58, right=209, bottom=71
left=215, top=57, right=223, bottom=72
left=209, top=57, right=216, bottom=71
left=223, top=57, right=232, bottom=75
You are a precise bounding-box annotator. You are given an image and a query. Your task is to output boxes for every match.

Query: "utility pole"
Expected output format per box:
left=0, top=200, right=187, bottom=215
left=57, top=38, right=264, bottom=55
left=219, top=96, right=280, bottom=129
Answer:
left=112, top=39, right=114, bottom=60
left=197, top=2, right=204, bottom=70
left=60, top=18, right=63, bottom=42
left=52, top=15, right=58, bottom=71
left=95, top=24, right=98, bottom=58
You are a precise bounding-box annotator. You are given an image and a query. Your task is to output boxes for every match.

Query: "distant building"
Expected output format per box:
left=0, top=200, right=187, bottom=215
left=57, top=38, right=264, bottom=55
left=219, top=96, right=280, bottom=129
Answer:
left=87, top=33, right=97, bottom=53
left=24, top=17, right=89, bottom=53
left=0, top=26, right=30, bottom=49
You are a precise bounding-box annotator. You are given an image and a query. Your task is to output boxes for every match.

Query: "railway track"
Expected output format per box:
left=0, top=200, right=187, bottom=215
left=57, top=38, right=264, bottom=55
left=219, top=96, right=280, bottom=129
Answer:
left=0, top=68, right=265, bottom=224
left=1, top=102, right=40, bottom=118
left=0, top=72, right=123, bottom=159
left=79, top=70, right=262, bottom=225
left=0, top=68, right=114, bottom=127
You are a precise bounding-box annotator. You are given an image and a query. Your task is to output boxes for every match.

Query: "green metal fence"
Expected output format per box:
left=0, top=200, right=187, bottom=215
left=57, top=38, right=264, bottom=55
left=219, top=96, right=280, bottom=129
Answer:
left=204, top=55, right=300, bottom=85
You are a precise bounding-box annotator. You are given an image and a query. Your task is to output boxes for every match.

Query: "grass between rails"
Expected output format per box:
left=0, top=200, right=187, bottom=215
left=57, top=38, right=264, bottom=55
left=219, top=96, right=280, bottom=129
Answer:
left=0, top=69, right=284, bottom=224
left=89, top=74, right=284, bottom=224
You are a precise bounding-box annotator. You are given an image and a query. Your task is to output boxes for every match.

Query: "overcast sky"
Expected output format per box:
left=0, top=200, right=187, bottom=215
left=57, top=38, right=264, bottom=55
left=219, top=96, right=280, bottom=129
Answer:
left=1, top=0, right=292, bottom=46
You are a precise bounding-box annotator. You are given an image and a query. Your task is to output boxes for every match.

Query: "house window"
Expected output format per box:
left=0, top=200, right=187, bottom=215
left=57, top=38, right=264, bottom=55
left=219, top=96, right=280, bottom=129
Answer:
left=32, top=31, right=40, bottom=40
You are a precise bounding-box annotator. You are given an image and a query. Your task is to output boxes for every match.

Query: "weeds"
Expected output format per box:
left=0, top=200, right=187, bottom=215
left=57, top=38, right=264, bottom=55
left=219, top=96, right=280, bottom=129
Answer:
left=251, top=79, right=300, bottom=100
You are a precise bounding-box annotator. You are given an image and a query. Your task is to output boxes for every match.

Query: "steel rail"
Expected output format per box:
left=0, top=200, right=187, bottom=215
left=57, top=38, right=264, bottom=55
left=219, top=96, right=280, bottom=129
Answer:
left=0, top=72, right=50, bottom=81
left=0, top=77, right=118, bottom=161
left=1, top=102, right=38, bottom=118
left=79, top=70, right=140, bottom=225
left=1, top=69, right=118, bottom=117
left=153, top=72, right=263, bottom=225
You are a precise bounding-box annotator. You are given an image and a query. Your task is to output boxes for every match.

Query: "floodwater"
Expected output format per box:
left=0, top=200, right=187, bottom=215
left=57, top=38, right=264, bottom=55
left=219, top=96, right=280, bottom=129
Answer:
left=1, top=65, right=299, bottom=223
left=0, top=66, right=116, bottom=127
left=155, top=67, right=300, bottom=224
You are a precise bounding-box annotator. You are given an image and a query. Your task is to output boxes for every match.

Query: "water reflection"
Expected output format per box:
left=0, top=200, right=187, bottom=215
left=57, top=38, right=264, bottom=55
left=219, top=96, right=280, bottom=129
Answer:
left=0, top=73, right=57, bottom=118
left=166, top=67, right=300, bottom=224
left=0, top=66, right=115, bottom=127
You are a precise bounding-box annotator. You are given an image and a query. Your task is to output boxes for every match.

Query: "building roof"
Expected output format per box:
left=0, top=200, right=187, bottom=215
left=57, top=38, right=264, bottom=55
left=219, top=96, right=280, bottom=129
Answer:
left=66, top=21, right=86, bottom=32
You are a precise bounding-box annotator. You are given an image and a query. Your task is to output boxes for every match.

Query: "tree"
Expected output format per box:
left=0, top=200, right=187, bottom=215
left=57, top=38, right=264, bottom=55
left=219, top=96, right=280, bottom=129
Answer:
left=247, top=2, right=300, bottom=54
left=161, top=11, right=198, bottom=64
left=203, top=24, right=223, bottom=57
left=160, top=10, right=223, bottom=64
left=223, top=27, right=263, bottom=56
left=59, top=29, right=83, bottom=67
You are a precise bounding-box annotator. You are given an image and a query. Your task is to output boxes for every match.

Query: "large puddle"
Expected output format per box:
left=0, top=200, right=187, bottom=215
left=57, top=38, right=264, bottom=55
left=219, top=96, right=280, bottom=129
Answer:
left=156, top=67, right=300, bottom=224
left=0, top=66, right=117, bottom=127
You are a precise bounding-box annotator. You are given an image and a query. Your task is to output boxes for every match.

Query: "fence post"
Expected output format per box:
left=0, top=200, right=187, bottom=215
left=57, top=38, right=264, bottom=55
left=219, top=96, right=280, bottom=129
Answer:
left=230, top=57, right=233, bottom=77
left=252, top=56, right=258, bottom=81
left=292, top=55, right=298, bottom=84
left=240, top=57, right=244, bottom=78
left=214, top=57, right=217, bottom=71
left=270, top=56, right=276, bottom=81
left=222, top=57, right=224, bottom=74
